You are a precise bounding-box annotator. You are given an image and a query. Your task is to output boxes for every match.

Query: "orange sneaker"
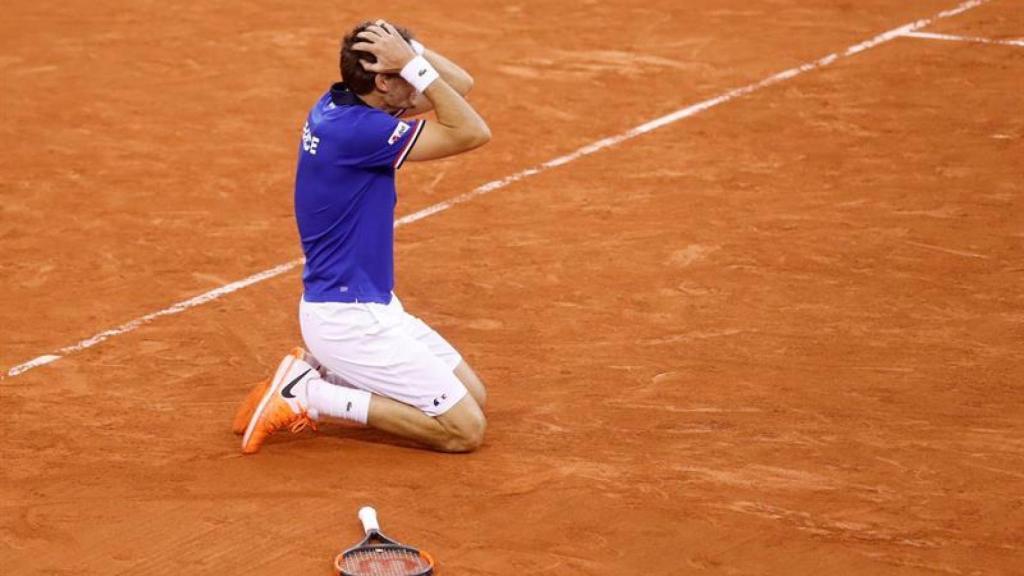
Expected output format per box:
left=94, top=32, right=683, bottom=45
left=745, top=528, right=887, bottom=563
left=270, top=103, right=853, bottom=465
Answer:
left=232, top=348, right=323, bottom=435
left=241, top=348, right=319, bottom=455
left=232, top=378, right=270, bottom=435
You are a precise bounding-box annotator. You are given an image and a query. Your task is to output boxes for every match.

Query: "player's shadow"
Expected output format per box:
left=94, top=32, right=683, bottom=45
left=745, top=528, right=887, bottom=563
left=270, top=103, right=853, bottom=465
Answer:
left=315, top=425, right=433, bottom=451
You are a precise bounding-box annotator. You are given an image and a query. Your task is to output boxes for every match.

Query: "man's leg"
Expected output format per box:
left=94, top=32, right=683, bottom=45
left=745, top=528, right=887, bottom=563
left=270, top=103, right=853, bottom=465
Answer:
left=241, top=295, right=494, bottom=453
left=397, top=300, right=488, bottom=410
left=243, top=349, right=490, bottom=454
left=233, top=353, right=488, bottom=438
left=316, top=391, right=486, bottom=453
left=298, top=297, right=487, bottom=452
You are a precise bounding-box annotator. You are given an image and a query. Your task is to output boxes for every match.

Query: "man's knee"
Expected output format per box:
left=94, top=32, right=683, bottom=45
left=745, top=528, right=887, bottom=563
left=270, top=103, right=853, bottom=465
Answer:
left=438, top=408, right=486, bottom=453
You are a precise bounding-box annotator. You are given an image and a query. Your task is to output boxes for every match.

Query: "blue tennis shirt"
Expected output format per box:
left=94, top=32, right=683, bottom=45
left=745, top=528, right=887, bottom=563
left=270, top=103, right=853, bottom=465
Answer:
left=294, top=83, right=424, bottom=304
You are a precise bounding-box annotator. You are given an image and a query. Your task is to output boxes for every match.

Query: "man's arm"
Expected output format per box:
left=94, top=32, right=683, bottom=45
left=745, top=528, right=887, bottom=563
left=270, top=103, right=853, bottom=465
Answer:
left=404, top=69, right=490, bottom=161
left=397, top=45, right=473, bottom=117
left=355, top=22, right=490, bottom=162
left=424, top=46, right=473, bottom=95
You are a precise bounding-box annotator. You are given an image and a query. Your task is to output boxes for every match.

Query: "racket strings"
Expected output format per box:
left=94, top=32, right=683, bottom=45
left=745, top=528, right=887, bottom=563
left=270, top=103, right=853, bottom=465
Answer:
left=339, top=547, right=430, bottom=576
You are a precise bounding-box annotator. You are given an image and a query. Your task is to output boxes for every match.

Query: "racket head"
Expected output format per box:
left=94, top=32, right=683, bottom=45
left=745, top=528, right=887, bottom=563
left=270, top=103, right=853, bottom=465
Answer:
left=336, top=508, right=434, bottom=576
left=334, top=539, right=435, bottom=576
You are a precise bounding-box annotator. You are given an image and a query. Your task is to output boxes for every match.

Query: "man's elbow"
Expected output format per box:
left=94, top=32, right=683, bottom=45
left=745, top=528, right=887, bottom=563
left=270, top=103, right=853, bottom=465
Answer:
left=457, top=121, right=490, bottom=150
left=470, top=122, right=491, bottom=148
left=460, top=73, right=475, bottom=95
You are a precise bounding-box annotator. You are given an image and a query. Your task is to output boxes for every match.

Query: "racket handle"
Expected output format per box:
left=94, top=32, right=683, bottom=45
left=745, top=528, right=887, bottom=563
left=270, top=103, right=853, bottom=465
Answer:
left=358, top=506, right=380, bottom=534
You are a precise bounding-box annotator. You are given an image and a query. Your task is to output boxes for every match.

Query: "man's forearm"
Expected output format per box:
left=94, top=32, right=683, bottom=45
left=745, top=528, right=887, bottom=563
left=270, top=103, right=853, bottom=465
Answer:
left=424, top=49, right=473, bottom=95
left=421, top=77, right=488, bottom=146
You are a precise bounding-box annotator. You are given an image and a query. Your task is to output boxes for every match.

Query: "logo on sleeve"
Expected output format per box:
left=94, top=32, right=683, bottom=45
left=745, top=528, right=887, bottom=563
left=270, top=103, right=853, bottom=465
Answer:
left=387, top=122, right=411, bottom=145
left=302, top=121, right=320, bottom=155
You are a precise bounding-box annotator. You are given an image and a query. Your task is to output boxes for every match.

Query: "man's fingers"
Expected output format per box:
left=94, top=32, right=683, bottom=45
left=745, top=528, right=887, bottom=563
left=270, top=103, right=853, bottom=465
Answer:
left=351, top=41, right=379, bottom=53
left=353, top=21, right=408, bottom=71
left=356, top=29, right=382, bottom=42
left=364, top=24, right=389, bottom=37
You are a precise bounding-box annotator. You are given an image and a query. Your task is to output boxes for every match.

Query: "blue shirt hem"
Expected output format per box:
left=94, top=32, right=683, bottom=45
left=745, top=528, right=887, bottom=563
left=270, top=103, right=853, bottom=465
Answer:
left=302, top=291, right=393, bottom=304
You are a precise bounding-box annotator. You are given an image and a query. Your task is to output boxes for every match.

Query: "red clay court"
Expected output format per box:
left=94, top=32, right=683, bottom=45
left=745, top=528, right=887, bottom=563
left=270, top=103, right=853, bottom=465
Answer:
left=2, top=1, right=1022, bottom=574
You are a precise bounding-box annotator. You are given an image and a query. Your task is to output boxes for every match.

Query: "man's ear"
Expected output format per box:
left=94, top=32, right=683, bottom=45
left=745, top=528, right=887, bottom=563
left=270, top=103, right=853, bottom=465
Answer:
left=373, top=73, right=390, bottom=93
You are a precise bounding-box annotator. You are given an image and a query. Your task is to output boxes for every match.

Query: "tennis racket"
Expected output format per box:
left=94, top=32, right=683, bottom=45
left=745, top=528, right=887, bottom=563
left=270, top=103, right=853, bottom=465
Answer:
left=334, top=506, right=435, bottom=576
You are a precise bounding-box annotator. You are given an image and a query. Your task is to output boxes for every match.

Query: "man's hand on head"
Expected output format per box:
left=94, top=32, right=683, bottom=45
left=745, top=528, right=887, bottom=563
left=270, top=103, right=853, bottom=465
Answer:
left=353, top=21, right=416, bottom=73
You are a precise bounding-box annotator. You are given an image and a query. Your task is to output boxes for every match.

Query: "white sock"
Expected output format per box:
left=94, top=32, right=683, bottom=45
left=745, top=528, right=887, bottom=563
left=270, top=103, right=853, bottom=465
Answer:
left=306, top=379, right=371, bottom=425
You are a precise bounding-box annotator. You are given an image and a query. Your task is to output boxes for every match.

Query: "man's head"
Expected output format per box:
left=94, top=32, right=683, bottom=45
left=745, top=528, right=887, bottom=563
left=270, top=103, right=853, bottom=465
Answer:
left=340, top=21, right=419, bottom=112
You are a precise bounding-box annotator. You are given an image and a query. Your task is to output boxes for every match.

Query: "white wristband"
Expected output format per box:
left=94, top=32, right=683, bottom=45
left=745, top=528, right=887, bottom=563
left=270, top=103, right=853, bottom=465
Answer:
left=400, top=55, right=440, bottom=92
left=409, top=39, right=425, bottom=55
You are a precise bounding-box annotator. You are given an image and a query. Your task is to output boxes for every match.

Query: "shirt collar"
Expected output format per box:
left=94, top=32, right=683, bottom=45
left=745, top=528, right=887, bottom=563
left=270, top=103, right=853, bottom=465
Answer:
left=329, top=82, right=370, bottom=107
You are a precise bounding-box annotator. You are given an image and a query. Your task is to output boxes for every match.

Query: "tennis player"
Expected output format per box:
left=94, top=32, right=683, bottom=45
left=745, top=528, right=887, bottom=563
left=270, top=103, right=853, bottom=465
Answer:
left=234, top=20, right=491, bottom=454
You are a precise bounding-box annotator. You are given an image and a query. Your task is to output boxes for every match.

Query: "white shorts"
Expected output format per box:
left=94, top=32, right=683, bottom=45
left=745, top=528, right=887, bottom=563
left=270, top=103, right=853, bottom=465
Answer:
left=298, top=295, right=467, bottom=416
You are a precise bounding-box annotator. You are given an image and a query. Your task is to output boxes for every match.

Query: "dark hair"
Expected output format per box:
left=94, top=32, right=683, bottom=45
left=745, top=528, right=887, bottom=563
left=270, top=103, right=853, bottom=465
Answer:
left=340, top=21, right=415, bottom=95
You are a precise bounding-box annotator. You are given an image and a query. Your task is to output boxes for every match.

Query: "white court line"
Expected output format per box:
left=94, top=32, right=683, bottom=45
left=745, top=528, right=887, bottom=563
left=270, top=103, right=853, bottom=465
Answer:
left=902, top=30, right=1024, bottom=47
left=2, top=0, right=989, bottom=379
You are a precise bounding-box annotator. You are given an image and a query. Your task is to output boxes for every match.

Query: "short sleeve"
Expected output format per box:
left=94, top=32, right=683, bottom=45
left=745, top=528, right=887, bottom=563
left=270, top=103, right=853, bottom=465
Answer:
left=341, top=112, right=425, bottom=170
